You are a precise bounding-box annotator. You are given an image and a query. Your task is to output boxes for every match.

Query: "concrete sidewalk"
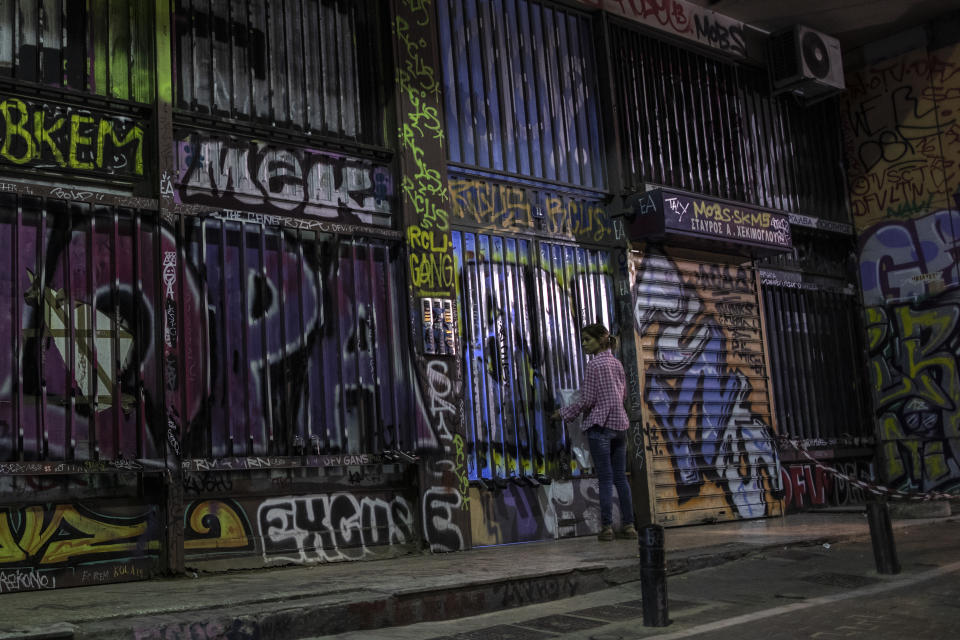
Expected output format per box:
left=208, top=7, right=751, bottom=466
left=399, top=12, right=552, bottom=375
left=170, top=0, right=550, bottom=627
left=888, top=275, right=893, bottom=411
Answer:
left=2, top=510, right=956, bottom=640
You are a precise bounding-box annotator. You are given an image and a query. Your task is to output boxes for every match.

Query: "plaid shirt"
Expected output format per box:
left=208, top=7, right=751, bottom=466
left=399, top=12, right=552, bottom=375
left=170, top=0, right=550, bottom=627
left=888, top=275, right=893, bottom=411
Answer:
left=560, top=350, right=629, bottom=431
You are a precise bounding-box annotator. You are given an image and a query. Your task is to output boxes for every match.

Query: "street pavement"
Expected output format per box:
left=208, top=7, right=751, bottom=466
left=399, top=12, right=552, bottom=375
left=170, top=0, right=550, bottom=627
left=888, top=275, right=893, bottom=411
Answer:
left=1, top=509, right=957, bottom=640
left=316, top=518, right=960, bottom=639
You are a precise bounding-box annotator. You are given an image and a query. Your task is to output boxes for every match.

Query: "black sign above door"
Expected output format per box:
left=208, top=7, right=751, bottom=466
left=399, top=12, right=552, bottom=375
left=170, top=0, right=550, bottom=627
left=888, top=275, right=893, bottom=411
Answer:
left=619, top=188, right=793, bottom=256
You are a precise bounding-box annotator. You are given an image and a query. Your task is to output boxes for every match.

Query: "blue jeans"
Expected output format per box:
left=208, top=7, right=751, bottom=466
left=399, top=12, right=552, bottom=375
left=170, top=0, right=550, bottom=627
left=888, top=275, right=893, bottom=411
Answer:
left=588, top=426, right=634, bottom=527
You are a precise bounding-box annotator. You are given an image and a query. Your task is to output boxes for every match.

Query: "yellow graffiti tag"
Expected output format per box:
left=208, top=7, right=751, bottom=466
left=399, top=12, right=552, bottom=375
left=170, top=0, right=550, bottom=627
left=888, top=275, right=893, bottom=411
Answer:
left=0, top=505, right=157, bottom=565
left=0, top=97, right=144, bottom=175
left=184, top=501, right=250, bottom=550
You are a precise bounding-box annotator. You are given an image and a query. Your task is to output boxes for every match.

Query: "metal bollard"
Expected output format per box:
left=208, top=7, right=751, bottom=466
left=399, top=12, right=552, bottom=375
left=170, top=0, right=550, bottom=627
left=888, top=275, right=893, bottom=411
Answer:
left=638, top=524, right=670, bottom=627
left=866, top=497, right=900, bottom=574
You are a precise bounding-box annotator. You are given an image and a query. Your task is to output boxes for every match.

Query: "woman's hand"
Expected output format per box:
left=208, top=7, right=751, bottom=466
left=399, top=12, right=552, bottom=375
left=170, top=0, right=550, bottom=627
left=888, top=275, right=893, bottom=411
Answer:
left=550, top=410, right=563, bottom=422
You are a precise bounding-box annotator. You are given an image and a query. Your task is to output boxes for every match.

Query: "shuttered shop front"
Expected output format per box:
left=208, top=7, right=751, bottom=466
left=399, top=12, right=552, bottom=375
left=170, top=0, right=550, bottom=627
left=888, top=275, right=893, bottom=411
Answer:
left=631, top=248, right=783, bottom=525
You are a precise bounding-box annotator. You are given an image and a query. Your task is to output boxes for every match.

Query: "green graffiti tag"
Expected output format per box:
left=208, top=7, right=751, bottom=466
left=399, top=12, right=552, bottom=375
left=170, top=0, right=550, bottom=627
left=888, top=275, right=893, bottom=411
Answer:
left=0, top=97, right=144, bottom=176
left=395, top=12, right=453, bottom=295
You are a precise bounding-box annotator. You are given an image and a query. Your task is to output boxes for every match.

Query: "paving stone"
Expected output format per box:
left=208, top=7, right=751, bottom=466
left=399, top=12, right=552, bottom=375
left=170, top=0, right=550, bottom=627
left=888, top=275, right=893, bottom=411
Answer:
left=567, top=604, right=644, bottom=621
left=518, top=614, right=604, bottom=633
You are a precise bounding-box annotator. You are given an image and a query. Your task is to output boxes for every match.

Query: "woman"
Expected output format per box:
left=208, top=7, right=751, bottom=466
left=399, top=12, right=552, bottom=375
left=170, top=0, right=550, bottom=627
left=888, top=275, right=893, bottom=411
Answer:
left=551, top=323, right=636, bottom=541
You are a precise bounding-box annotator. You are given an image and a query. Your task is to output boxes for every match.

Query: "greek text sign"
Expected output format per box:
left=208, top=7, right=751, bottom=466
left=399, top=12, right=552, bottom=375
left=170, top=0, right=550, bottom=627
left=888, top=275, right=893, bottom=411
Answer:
left=624, top=189, right=792, bottom=253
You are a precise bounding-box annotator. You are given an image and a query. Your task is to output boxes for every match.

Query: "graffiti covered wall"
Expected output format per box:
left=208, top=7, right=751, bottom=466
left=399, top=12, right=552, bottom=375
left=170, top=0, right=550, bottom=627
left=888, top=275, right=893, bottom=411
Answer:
left=0, top=503, right=159, bottom=593
left=391, top=0, right=470, bottom=553
left=780, top=460, right=874, bottom=513
left=843, top=35, right=960, bottom=493
left=469, top=478, right=616, bottom=545
left=183, top=489, right=417, bottom=567
left=631, top=248, right=782, bottom=525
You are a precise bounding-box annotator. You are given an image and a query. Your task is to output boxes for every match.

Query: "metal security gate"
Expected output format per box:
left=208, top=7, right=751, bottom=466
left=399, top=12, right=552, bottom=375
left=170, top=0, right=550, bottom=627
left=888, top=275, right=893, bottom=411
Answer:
left=631, top=248, right=782, bottom=525
left=762, top=283, right=871, bottom=441
left=182, top=218, right=410, bottom=458
left=0, top=194, right=162, bottom=462
left=453, top=231, right=614, bottom=481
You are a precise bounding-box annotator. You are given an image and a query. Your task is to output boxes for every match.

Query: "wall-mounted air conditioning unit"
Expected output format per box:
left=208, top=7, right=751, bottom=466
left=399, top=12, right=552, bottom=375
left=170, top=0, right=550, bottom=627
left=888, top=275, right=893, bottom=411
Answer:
left=769, top=26, right=844, bottom=103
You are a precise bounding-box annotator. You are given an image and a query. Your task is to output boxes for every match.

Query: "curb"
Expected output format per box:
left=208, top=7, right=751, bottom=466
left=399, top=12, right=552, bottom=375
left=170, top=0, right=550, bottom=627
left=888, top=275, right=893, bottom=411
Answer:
left=5, top=516, right=957, bottom=640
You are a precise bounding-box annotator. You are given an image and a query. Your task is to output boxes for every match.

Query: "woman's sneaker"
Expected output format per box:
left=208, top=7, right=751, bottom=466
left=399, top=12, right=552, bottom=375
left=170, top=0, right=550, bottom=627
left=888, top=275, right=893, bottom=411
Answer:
left=597, top=526, right=614, bottom=541
left=617, top=524, right=638, bottom=539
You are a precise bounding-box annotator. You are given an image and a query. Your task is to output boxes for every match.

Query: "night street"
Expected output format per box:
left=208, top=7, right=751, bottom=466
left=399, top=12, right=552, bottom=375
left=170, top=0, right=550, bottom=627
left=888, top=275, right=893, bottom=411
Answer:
left=319, top=518, right=960, bottom=640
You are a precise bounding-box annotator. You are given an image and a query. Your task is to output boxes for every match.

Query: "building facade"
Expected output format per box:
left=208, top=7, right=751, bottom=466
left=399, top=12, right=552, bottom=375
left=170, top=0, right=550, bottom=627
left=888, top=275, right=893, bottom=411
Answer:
left=0, top=0, right=918, bottom=593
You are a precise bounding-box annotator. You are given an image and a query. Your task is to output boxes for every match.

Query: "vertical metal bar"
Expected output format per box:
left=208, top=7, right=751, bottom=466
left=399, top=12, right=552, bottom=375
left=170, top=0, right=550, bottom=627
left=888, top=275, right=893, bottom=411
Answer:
left=830, top=293, right=861, bottom=435
left=466, top=232, right=492, bottom=478
left=800, top=292, right=827, bottom=441
left=293, top=229, right=309, bottom=445
left=266, top=0, right=284, bottom=124
left=490, top=0, right=513, bottom=174
left=282, top=0, right=302, bottom=127
left=504, top=0, right=528, bottom=175
left=767, top=92, right=789, bottom=211
left=110, top=208, right=122, bottom=457
left=16, top=0, right=39, bottom=81
left=39, top=0, right=60, bottom=84
left=302, top=0, right=320, bottom=130
left=581, top=13, right=604, bottom=189
left=133, top=212, right=146, bottom=458
left=226, top=0, right=245, bottom=116
left=786, top=288, right=814, bottom=440
left=695, top=54, right=717, bottom=197
left=319, top=0, right=338, bottom=133
left=509, top=239, right=534, bottom=474
left=529, top=3, right=553, bottom=181
left=351, top=239, right=367, bottom=452
left=491, top=236, right=514, bottom=475
left=779, top=99, right=800, bottom=212
left=257, top=224, right=274, bottom=452
left=333, top=238, right=348, bottom=451
left=762, top=88, right=782, bottom=210
left=637, top=33, right=662, bottom=186
left=85, top=209, right=97, bottom=459
left=475, top=0, right=498, bottom=170
left=314, top=235, right=332, bottom=450
left=13, top=200, right=23, bottom=459
left=779, top=286, right=804, bottom=439
left=764, top=287, right=791, bottom=437
left=544, top=7, right=567, bottom=183
left=37, top=203, right=48, bottom=459
left=708, top=57, right=730, bottom=200
left=817, top=291, right=843, bottom=440
left=454, top=232, right=478, bottom=477
left=533, top=241, right=557, bottom=468
left=63, top=203, right=75, bottom=459
left=615, top=28, right=636, bottom=185
left=211, top=0, right=230, bottom=113
left=365, top=240, right=383, bottom=452
left=238, top=221, right=252, bottom=454
left=437, top=0, right=460, bottom=162
left=195, top=218, right=210, bottom=456
left=341, top=0, right=360, bottom=136
left=0, top=0, right=15, bottom=76
left=274, top=228, right=289, bottom=453
left=556, top=10, right=578, bottom=185
left=218, top=220, right=232, bottom=455
left=501, top=238, right=522, bottom=475
left=386, top=242, right=403, bottom=450
left=518, top=0, right=541, bottom=177
left=652, top=40, right=673, bottom=185
left=297, top=0, right=310, bottom=129
left=681, top=50, right=703, bottom=194
left=820, top=293, right=840, bottom=438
